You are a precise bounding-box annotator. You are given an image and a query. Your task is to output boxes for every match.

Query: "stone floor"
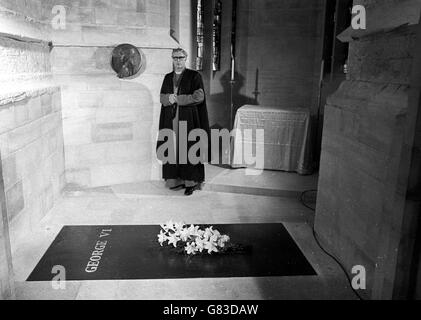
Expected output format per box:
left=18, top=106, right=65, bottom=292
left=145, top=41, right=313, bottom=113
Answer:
left=10, top=165, right=357, bottom=300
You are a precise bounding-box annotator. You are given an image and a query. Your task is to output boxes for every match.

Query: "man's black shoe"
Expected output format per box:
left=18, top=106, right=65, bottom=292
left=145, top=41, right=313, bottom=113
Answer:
left=184, top=185, right=198, bottom=196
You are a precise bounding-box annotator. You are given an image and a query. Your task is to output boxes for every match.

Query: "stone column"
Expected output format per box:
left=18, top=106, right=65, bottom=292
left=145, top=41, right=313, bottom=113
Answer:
left=315, top=0, right=421, bottom=299
left=0, top=153, right=15, bottom=300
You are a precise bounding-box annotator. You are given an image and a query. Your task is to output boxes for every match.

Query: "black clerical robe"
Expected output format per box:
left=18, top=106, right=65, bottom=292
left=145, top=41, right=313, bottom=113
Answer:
left=157, top=69, right=210, bottom=183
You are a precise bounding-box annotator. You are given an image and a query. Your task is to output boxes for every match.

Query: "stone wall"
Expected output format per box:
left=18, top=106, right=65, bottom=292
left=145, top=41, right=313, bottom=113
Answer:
left=315, top=0, right=420, bottom=299
left=235, top=0, right=324, bottom=113
left=0, top=88, right=65, bottom=248
left=200, top=0, right=324, bottom=130
left=1, top=167, right=14, bottom=299
left=49, top=0, right=178, bottom=187
left=178, top=0, right=195, bottom=70
left=0, top=0, right=45, bottom=20
left=0, top=1, right=65, bottom=254
left=0, top=0, right=181, bottom=294
left=0, top=1, right=52, bottom=86
left=206, top=0, right=235, bottom=130
left=0, top=37, right=50, bottom=83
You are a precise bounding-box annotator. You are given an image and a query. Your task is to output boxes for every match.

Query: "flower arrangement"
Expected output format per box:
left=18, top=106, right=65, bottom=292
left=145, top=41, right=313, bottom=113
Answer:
left=158, top=221, right=232, bottom=256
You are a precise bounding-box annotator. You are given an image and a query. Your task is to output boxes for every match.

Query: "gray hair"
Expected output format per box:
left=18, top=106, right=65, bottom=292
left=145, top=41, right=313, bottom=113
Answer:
left=172, top=48, right=188, bottom=58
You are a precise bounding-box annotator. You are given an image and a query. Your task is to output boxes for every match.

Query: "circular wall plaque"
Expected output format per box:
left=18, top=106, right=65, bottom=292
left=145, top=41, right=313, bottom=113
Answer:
left=111, top=44, right=142, bottom=79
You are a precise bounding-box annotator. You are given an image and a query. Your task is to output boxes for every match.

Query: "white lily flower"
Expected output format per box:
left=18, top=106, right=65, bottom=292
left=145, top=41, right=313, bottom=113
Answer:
left=159, top=222, right=230, bottom=255
left=196, top=229, right=205, bottom=238
left=185, top=242, right=197, bottom=255
left=174, top=222, right=185, bottom=231
left=179, top=227, right=191, bottom=242
left=195, top=237, right=206, bottom=253
left=204, top=240, right=219, bottom=254
left=203, top=228, right=214, bottom=241
left=166, top=220, right=176, bottom=231
left=167, top=233, right=180, bottom=248
left=160, top=223, right=169, bottom=232
left=158, top=230, right=168, bottom=246
left=210, top=234, right=219, bottom=243
left=188, top=225, right=200, bottom=236
left=212, top=229, right=221, bottom=237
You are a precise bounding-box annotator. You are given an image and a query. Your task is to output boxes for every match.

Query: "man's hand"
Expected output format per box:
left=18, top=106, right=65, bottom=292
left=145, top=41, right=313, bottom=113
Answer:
left=169, top=94, right=178, bottom=105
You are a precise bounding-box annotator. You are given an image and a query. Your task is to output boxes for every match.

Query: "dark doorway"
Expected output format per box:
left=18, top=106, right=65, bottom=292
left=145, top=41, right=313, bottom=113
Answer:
left=315, top=0, right=353, bottom=167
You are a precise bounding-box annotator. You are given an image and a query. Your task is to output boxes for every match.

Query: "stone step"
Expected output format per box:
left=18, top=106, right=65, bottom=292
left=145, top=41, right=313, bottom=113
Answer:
left=202, top=182, right=303, bottom=198
left=205, top=165, right=318, bottom=198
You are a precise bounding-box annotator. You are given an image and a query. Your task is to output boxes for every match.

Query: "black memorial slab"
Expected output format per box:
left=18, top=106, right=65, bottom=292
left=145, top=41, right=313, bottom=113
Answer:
left=27, top=224, right=316, bottom=281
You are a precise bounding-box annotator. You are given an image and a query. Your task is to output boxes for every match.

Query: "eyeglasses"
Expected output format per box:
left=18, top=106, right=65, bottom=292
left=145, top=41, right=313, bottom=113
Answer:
left=172, top=56, right=186, bottom=61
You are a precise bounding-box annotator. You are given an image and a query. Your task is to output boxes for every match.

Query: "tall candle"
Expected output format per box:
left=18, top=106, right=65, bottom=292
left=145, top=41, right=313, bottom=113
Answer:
left=231, top=57, right=235, bottom=81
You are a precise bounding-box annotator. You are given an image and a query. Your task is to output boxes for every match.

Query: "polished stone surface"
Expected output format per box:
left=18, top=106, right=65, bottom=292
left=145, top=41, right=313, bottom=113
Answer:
left=28, top=224, right=316, bottom=281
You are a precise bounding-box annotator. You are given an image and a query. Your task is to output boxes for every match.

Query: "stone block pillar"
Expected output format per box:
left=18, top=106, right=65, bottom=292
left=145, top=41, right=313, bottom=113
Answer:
left=315, top=0, right=421, bottom=299
left=1, top=155, right=15, bottom=300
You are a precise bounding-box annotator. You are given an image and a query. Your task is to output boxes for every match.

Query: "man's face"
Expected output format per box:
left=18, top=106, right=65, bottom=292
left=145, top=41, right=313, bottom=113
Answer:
left=172, top=52, right=187, bottom=71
